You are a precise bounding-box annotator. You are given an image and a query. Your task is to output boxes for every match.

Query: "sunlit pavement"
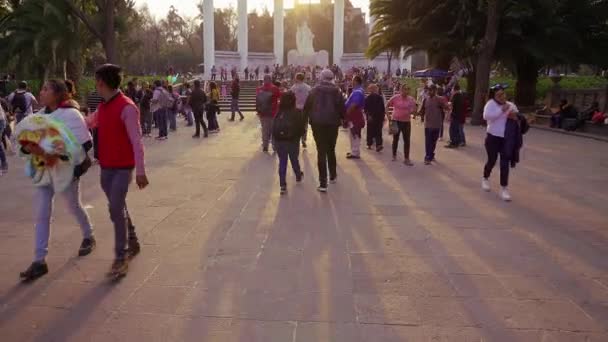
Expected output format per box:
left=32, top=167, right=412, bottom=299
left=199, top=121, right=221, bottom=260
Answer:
left=1, top=115, right=607, bottom=341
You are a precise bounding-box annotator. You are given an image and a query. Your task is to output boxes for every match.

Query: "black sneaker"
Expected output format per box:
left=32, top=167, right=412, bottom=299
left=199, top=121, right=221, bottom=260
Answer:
left=296, top=172, right=304, bottom=183
left=280, top=186, right=287, bottom=195
left=78, top=237, right=96, bottom=256
left=376, top=146, right=384, bottom=152
left=20, top=261, right=48, bottom=281
left=263, top=147, right=269, bottom=153
left=127, top=239, right=141, bottom=258
left=317, top=185, right=328, bottom=193
left=192, top=134, right=200, bottom=138
left=329, top=177, right=337, bottom=184
left=108, top=258, right=128, bottom=277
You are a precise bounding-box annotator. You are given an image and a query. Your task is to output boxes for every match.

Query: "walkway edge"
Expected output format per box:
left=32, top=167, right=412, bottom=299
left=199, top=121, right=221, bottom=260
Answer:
left=531, top=124, right=608, bottom=143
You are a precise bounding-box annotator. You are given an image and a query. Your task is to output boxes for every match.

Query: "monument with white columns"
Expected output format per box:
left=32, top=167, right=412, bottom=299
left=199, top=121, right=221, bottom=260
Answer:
left=202, top=0, right=413, bottom=79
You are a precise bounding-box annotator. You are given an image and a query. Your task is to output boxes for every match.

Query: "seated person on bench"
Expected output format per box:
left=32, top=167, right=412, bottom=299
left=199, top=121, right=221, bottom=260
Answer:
left=551, top=99, right=577, bottom=129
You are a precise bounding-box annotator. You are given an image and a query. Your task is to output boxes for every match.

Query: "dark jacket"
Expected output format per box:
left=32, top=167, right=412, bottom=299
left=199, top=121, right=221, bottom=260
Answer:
left=189, top=87, right=207, bottom=114
left=504, top=115, right=525, bottom=168
left=364, top=93, right=386, bottom=121
left=304, top=81, right=345, bottom=126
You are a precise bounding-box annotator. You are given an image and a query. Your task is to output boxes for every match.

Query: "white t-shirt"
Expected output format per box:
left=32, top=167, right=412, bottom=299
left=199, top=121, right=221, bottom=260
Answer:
left=483, top=100, right=518, bottom=138
left=8, top=90, right=37, bottom=116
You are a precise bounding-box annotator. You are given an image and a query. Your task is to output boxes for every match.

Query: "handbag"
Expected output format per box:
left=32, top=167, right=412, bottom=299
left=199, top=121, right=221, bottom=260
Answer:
left=389, top=120, right=399, bottom=135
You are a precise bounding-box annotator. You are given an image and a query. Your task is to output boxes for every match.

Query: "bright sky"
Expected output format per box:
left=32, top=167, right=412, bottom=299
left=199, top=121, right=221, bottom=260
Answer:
left=137, top=0, right=370, bottom=21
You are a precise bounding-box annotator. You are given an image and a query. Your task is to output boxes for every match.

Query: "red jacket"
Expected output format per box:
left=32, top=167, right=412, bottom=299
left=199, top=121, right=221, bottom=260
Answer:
left=256, top=84, right=281, bottom=117
left=97, top=92, right=137, bottom=169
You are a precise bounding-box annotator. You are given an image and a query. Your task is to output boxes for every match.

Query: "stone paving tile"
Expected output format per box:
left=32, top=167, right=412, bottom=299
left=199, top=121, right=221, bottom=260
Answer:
left=354, top=294, right=420, bottom=325
left=120, top=285, right=192, bottom=315
left=295, top=322, right=361, bottom=342
left=1, top=119, right=607, bottom=340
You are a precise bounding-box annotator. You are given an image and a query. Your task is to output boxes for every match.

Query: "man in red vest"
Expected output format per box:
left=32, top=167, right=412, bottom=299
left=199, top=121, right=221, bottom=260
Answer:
left=89, top=64, right=149, bottom=277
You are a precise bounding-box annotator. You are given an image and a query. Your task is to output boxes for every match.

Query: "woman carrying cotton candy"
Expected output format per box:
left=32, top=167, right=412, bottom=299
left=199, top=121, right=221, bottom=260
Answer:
left=18, top=80, right=96, bottom=282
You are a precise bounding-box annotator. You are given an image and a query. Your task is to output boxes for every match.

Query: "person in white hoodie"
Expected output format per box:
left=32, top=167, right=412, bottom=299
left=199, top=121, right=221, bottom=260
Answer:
left=482, top=84, right=518, bottom=202
left=19, top=80, right=96, bottom=282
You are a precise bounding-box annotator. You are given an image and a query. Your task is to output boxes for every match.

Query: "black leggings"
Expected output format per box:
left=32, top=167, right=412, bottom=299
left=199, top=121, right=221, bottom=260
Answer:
left=483, top=133, right=509, bottom=187
left=392, top=121, right=411, bottom=159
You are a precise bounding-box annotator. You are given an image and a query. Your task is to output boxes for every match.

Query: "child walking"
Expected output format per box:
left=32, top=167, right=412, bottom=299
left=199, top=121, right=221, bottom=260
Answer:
left=272, top=91, right=305, bottom=195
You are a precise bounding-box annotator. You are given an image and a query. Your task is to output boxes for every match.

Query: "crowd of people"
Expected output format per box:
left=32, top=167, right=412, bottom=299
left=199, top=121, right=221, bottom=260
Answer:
left=254, top=68, right=525, bottom=201
left=0, top=61, right=531, bottom=282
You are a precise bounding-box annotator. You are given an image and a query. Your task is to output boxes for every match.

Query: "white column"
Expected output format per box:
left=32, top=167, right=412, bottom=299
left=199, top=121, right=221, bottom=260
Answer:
left=273, top=0, right=284, bottom=66
left=333, top=0, right=344, bottom=67
left=237, top=0, right=248, bottom=72
left=368, top=14, right=376, bottom=66
left=203, top=0, right=215, bottom=80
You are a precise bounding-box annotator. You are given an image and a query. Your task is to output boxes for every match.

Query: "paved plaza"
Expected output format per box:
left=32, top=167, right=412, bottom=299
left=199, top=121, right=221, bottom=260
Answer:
left=0, top=116, right=607, bottom=341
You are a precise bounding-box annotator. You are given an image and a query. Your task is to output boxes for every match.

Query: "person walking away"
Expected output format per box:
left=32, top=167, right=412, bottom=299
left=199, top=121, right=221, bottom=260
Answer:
left=365, top=83, right=386, bottom=152
left=303, top=69, right=345, bottom=192
left=88, top=64, right=149, bottom=277
left=19, top=80, right=95, bottom=281
left=387, top=85, right=416, bottom=165
left=290, top=73, right=311, bottom=148
left=190, top=80, right=209, bottom=138
left=345, top=76, right=366, bottom=159
left=139, top=83, right=153, bottom=137
left=255, top=66, right=260, bottom=80
left=207, top=82, right=221, bottom=133
left=446, top=84, right=467, bottom=148
left=221, top=82, right=228, bottom=100
left=183, top=83, right=194, bottom=126
left=419, top=84, right=448, bottom=165
left=437, top=87, right=449, bottom=140
left=0, top=100, right=8, bottom=175
left=244, top=67, right=249, bottom=80
left=256, top=75, right=281, bottom=152
left=167, top=85, right=179, bottom=132
left=8, top=81, right=38, bottom=123
left=229, top=77, right=244, bottom=121
left=211, top=65, right=217, bottom=81
left=482, top=84, right=521, bottom=202
left=273, top=91, right=305, bottom=195
left=151, top=80, right=169, bottom=140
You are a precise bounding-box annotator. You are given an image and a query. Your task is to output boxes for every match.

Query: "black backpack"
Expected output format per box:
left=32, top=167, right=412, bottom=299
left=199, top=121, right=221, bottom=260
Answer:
left=11, top=91, right=27, bottom=113
left=273, top=111, right=295, bottom=140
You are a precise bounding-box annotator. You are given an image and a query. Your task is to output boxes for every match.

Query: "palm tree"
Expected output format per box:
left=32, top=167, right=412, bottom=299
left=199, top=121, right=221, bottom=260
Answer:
left=0, top=0, right=92, bottom=87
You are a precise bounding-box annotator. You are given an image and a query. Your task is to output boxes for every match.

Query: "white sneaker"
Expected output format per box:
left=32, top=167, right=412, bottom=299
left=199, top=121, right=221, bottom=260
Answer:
left=481, top=178, right=491, bottom=192
left=500, top=188, right=512, bottom=202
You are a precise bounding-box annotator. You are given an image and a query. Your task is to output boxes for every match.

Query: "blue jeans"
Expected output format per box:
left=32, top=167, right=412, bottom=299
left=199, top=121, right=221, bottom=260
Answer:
left=0, top=120, right=7, bottom=169
left=100, top=168, right=134, bottom=259
left=230, top=98, right=243, bottom=120
left=34, top=180, right=93, bottom=261
left=168, top=109, right=177, bottom=131
left=448, top=119, right=461, bottom=145
left=459, top=123, right=466, bottom=144
left=155, top=109, right=168, bottom=137
left=424, top=128, right=441, bottom=161
left=276, top=141, right=302, bottom=187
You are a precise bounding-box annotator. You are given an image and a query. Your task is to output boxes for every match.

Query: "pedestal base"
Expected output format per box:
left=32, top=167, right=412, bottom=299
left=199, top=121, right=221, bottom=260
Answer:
left=287, top=50, right=329, bottom=67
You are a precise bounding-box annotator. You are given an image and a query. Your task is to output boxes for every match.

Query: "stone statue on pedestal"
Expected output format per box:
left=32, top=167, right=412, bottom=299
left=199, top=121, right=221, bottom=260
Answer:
left=296, top=21, right=315, bottom=56
left=288, top=20, right=329, bottom=67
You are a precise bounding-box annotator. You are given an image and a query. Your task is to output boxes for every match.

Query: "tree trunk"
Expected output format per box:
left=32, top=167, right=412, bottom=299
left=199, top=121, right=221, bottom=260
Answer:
left=471, top=0, right=501, bottom=126
left=103, top=0, right=116, bottom=63
left=66, top=54, right=83, bottom=89
left=465, top=68, right=476, bottom=102
left=386, top=51, right=393, bottom=76
left=514, top=57, right=539, bottom=107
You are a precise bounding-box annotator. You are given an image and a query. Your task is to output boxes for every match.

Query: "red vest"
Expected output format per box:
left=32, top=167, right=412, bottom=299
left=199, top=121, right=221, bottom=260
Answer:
left=97, top=92, right=137, bottom=169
